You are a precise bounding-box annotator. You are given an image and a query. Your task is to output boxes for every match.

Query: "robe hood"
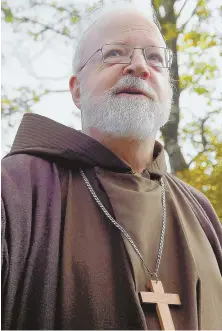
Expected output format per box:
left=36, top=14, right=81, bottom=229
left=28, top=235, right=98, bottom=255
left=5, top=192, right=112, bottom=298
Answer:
left=6, top=113, right=167, bottom=178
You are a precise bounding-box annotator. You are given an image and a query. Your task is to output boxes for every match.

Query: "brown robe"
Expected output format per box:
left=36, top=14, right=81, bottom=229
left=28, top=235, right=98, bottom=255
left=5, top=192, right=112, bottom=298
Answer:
left=1, top=113, right=222, bottom=330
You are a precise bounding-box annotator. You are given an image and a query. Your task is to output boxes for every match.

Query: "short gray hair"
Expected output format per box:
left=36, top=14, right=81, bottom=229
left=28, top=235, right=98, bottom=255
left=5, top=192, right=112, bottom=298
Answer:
left=72, top=0, right=162, bottom=75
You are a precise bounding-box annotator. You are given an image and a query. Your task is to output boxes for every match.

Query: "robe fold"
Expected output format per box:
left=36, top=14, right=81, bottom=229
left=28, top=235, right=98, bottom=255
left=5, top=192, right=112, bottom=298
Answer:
left=1, top=113, right=222, bottom=330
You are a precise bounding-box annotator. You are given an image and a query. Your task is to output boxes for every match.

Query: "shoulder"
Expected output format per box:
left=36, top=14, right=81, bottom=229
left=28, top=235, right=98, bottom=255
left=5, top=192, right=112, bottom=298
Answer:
left=2, top=153, right=54, bottom=179
left=165, top=172, right=222, bottom=242
left=2, top=153, right=60, bottom=192
left=1, top=153, right=61, bottom=218
left=1, top=153, right=63, bottom=247
left=165, top=172, right=217, bottom=214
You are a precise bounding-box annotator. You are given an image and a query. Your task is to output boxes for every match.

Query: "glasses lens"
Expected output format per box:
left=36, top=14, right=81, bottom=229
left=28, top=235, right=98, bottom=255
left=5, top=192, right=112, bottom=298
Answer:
left=102, top=44, right=172, bottom=67
left=102, top=44, right=132, bottom=64
left=145, top=47, right=170, bottom=68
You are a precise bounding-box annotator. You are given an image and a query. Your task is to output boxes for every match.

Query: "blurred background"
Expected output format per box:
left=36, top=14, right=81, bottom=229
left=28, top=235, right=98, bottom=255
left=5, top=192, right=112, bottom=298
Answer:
left=1, top=0, right=222, bottom=220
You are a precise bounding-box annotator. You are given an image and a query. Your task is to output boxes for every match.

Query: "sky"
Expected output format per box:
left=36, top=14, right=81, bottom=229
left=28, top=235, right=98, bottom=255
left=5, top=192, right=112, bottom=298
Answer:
left=1, top=0, right=222, bottom=165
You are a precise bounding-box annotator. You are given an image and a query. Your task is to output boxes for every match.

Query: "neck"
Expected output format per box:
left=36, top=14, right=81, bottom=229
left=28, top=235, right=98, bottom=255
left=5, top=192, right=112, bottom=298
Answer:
left=83, top=128, right=155, bottom=174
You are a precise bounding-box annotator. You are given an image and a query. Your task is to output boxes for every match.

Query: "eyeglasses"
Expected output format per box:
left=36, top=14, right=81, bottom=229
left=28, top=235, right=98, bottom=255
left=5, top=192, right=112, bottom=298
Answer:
left=79, top=43, right=173, bottom=72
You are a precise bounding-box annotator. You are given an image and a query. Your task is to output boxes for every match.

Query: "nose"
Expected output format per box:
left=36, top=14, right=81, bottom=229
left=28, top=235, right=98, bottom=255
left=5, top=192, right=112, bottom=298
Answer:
left=122, top=49, right=151, bottom=80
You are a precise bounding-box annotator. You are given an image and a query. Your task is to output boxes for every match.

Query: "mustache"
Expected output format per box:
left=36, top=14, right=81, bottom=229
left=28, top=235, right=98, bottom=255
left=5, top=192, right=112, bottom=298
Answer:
left=110, top=75, right=158, bottom=101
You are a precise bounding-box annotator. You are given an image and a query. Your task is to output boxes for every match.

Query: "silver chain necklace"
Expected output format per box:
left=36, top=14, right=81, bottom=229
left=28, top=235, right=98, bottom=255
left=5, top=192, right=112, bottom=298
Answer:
left=79, top=168, right=167, bottom=281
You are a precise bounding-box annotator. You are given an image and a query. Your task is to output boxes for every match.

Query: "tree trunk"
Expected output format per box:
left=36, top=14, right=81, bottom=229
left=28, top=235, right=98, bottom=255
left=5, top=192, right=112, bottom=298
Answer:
left=152, top=0, right=188, bottom=174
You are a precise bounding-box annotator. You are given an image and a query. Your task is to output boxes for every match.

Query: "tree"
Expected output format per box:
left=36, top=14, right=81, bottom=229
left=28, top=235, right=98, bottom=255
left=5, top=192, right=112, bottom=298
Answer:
left=177, top=133, right=222, bottom=222
left=151, top=0, right=222, bottom=221
left=151, top=0, right=221, bottom=173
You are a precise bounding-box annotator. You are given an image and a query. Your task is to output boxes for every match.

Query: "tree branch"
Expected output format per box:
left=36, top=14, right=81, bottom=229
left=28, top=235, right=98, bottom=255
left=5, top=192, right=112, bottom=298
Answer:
left=1, top=88, right=69, bottom=119
left=180, top=2, right=199, bottom=31
left=187, top=109, right=221, bottom=167
left=30, top=1, right=77, bottom=16
left=20, top=17, right=72, bottom=38
left=177, top=0, right=190, bottom=19
left=24, top=89, right=69, bottom=104
left=188, top=148, right=210, bottom=167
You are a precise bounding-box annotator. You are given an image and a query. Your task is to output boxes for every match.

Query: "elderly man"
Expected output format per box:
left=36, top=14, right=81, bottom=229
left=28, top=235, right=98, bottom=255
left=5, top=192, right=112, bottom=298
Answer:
left=1, top=2, right=222, bottom=330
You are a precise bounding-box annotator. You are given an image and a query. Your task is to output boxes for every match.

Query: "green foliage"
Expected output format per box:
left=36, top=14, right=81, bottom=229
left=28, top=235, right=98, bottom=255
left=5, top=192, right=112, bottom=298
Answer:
left=1, top=98, right=18, bottom=112
left=58, top=7, right=65, bottom=13
left=62, top=27, right=69, bottom=35
left=33, top=92, right=40, bottom=103
left=28, top=31, right=39, bottom=41
left=162, top=22, right=178, bottom=41
left=153, top=0, right=161, bottom=9
left=193, top=87, right=208, bottom=95
left=194, top=62, right=218, bottom=79
left=151, top=0, right=222, bottom=215
left=2, top=2, right=14, bottom=22
left=1, top=88, right=50, bottom=117
left=177, top=136, right=222, bottom=222
left=179, top=61, right=218, bottom=94
left=71, top=15, right=79, bottom=24
left=180, top=31, right=218, bottom=51
left=179, top=74, right=193, bottom=89
left=196, top=0, right=210, bottom=20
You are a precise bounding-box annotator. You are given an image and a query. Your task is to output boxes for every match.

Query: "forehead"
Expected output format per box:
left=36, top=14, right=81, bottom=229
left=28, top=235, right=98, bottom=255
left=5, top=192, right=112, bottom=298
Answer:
left=81, top=11, right=166, bottom=64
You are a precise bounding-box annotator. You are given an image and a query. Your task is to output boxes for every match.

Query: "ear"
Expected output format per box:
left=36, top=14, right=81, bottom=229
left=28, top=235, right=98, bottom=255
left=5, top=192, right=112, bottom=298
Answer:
left=69, top=75, right=81, bottom=109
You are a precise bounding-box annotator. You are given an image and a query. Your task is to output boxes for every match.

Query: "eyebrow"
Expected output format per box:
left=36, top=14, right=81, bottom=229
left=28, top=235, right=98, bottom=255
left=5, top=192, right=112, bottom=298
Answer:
left=106, top=40, right=126, bottom=45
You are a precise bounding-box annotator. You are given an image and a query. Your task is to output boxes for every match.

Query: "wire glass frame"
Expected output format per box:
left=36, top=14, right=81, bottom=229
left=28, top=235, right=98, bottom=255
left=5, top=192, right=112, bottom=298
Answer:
left=79, top=43, right=173, bottom=72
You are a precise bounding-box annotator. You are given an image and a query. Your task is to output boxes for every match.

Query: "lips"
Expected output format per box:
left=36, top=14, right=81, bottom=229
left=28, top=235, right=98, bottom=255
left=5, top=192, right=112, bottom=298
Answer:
left=115, top=87, right=154, bottom=100
left=116, top=88, right=145, bottom=96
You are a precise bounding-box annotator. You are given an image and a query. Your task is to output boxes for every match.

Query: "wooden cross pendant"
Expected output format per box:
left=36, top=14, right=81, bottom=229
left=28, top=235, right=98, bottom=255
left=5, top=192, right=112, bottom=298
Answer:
left=139, top=279, right=181, bottom=330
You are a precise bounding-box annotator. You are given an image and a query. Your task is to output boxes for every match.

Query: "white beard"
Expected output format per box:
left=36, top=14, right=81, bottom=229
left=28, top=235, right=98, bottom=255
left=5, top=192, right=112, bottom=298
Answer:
left=79, top=75, right=172, bottom=140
